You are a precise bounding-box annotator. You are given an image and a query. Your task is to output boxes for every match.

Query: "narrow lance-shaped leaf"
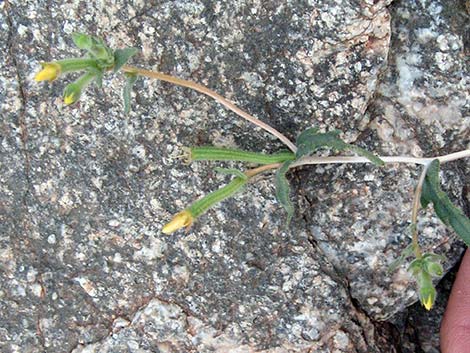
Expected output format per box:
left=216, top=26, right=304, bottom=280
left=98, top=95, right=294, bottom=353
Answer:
left=163, top=177, right=247, bottom=234
left=296, top=128, right=384, bottom=166
left=113, top=48, right=138, bottom=72
left=188, top=177, right=247, bottom=218
left=275, top=161, right=294, bottom=226
left=420, top=159, right=470, bottom=246
left=189, top=146, right=295, bottom=164
left=85, top=66, right=104, bottom=88
left=388, top=243, right=415, bottom=273
left=123, top=72, right=138, bottom=114
left=214, top=167, right=248, bottom=180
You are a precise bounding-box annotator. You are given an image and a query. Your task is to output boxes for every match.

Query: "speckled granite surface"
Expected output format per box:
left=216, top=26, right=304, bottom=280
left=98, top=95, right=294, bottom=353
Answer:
left=0, top=0, right=468, bottom=352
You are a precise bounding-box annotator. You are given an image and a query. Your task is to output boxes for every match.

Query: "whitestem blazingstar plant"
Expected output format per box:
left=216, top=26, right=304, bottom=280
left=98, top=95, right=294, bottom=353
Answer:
left=35, top=33, right=470, bottom=311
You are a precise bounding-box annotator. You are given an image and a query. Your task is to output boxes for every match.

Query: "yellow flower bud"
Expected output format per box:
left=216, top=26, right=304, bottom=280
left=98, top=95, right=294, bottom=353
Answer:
left=63, top=93, right=76, bottom=105
left=422, top=294, right=433, bottom=311
left=418, top=277, right=436, bottom=311
left=162, top=210, right=193, bottom=234
left=62, top=72, right=96, bottom=106
left=34, top=63, right=61, bottom=82
left=62, top=82, right=81, bottom=105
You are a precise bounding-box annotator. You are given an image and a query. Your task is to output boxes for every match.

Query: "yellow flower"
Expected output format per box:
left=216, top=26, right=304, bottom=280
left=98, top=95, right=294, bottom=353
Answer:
left=162, top=210, right=194, bottom=234
left=422, top=294, right=433, bottom=311
left=35, top=63, right=61, bottom=82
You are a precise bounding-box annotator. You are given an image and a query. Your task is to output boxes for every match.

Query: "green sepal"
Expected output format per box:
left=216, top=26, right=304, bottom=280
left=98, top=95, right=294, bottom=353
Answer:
left=420, top=159, right=470, bottom=246
left=214, top=167, right=248, bottom=180
left=417, top=273, right=436, bottom=310
left=123, top=72, right=138, bottom=114
left=113, top=48, right=138, bottom=72
left=89, top=37, right=113, bottom=63
left=63, top=71, right=96, bottom=105
left=85, top=66, right=104, bottom=88
left=409, top=262, right=438, bottom=310
left=425, top=261, right=443, bottom=277
left=275, top=161, right=294, bottom=226
left=422, top=253, right=444, bottom=277
left=296, top=128, right=384, bottom=166
left=408, top=258, right=423, bottom=276
left=189, top=146, right=295, bottom=165
left=73, top=34, right=114, bottom=67
left=72, top=33, right=93, bottom=50
left=55, top=58, right=99, bottom=74
left=188, top=177, right=247, bottom=218
left=422, top=253, right=445, bottom=263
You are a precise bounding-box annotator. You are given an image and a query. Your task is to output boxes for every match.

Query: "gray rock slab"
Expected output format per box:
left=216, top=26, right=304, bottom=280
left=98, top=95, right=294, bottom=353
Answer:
left=298, top=0, right=469, bottom=321
left=1, top=0, right=468, bottom=352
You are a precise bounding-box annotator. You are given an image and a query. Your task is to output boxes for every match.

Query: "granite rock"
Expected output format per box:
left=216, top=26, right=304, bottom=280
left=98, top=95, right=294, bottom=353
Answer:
left=297, top=0, right=469, bottom=321
left=0, top=0, right=468, bottom=352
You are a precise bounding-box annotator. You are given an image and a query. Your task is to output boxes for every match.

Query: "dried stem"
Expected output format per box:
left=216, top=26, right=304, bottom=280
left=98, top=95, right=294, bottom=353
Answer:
left=410, top=163, right=431, bottom=259
left=122, top=65, right=297, bottom=152
left=290, top=149, right=470, bottom=168
left=245, top=163, right=281, bottom=178
left=121, top=66, right=470, bottom=168
left=230, top=149, right=470, bottom=181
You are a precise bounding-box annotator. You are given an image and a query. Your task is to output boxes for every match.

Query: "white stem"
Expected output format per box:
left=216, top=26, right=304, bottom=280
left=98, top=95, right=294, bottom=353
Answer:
left=122, top=65, right=298, bottom=152
left=410, top=163, right=431, bottom=259
left=437, top=149, right=470, bottom=163
left=290, top=149, right=470, bottom=168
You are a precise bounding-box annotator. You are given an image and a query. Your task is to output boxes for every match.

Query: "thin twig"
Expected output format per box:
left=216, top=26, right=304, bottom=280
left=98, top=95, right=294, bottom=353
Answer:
left=212, top=149, right=470, bottom=180
left=410, top=163, right=431, bottom=259
left=245, top=163, right=281, bottom=178
left=122, top=65, right=297, bottom=152
left=437, top=149, right=470, bottom=163
left=290, top=149, right=470, bottom=169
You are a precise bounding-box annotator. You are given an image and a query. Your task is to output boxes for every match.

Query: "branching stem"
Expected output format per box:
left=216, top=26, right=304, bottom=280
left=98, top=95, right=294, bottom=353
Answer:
left=120, top=66, right=470, bottom=169
left=410, top=163, right=431, bottom=259
left=122, top=65, right=298, bottom=152
left=245, top=163, right=282, bottom=178
left=243, top=151, right=470, bottom=261
left=240, top=150, right=470, bottom=179
left=290, top=149, right=470, bottom=168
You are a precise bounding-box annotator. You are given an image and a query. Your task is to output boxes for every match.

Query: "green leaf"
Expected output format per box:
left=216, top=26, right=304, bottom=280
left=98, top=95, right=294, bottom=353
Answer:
left=123, top=72, right=138, bottom=114
left=388, top=243, right=415, bottom=273
left=94, top=71, right=103, bottom=88
left=408, top=258, right=424, bottom=276
left=113, top=48, right=138, bottom=72
left=70, top=33, right=114, bottom=69
left=85, top=67, right=104, bottom=88
left=296, top=128, right=384, bottom=166
left=424, top=261, right=443, bottom=277
left=72, top=33, right=93, bottom=50
left=214, top=167, right=248, bottom=180
left=420, top=159, right=470, bottom=246
left=348, top=145, right=384, bottom=167
left=87, top=37, right=114, bottom=66
left=275, top=161, right=294, bottom=226
left=422, top=253, right=445, bottom=263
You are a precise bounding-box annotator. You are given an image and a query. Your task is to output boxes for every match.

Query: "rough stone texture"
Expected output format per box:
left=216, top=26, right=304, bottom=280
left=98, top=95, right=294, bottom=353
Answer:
left=298, top=0, right=469, bottom=322
left=0, top=0, right=468, bottom=353
left=393, top=262, right=458, bottom=353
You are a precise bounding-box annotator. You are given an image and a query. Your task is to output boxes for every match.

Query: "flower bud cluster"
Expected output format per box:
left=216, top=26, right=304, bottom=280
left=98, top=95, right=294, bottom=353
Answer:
left=408, top=253, right=444, bottom=310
